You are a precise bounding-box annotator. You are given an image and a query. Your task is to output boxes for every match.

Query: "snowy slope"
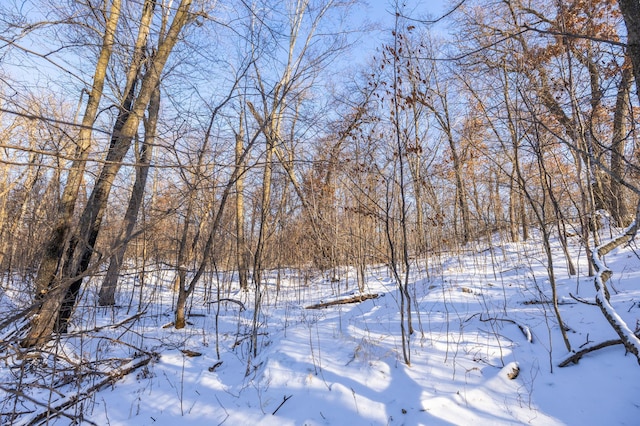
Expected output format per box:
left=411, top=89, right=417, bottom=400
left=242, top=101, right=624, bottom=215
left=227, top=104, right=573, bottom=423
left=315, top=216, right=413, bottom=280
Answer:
left=2, top=230, right=640, bottom=425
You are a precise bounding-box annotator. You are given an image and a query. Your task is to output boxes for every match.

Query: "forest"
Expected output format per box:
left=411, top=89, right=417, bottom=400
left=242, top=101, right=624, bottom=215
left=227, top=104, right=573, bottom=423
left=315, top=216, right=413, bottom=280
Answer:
left=1, top=0, right=640, bottom=424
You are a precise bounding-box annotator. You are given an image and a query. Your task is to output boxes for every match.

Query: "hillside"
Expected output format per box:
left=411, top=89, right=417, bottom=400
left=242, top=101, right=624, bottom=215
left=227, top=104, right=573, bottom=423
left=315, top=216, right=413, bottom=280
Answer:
left=3, top=226, right=640, bottom=425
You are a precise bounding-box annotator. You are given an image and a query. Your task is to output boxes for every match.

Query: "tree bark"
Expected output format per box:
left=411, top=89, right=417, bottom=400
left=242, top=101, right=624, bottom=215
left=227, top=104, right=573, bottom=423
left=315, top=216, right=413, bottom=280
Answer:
left=98, top=84, right=159, bottom=306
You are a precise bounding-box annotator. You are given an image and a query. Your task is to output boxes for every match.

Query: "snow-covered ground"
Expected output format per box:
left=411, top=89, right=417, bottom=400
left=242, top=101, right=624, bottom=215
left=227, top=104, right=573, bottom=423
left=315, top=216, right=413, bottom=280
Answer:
left=2, top=229, right=640, bottom=425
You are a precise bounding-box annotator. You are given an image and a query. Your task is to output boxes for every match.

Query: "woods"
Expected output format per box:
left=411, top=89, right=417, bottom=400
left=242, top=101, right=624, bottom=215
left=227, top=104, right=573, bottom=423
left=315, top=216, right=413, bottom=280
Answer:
left=1, top=0, right=640, bottom=423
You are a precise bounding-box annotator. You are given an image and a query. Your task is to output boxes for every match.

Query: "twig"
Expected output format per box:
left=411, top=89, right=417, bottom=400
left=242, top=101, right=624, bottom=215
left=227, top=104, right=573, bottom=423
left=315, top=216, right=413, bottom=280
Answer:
left=232, top=332, right=268, bottom=349
left=569, top=293, right=597, bottom=306
left=207, top=298, right=246, bottom=311
left=17, top=353, right=157, bottom=425
left=478, top=315, right=533, bottom=343
left=271, top=395, right=292, bottom=415
left=0, top=385, right=78, bottom=424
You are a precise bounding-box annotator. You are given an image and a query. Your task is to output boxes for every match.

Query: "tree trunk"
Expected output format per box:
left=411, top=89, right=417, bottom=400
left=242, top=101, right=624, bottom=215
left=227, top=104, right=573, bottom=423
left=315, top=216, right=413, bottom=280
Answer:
left=609, top=59, right=633, bottom=226
left=420, top=86, right=471, bottom=245
left=175, top=268, right=188, bottom=329
left=449, top=133, right=472, bottom=245
left=99, top=84, right=159, bottom=306
left=23, top=0, right=193, bottom=346
left=508, top=176, right=518, bottom=241
left=617, top=0, right=640, bottom=113
left=99, top=0, right=158, bottom=305
left=22, top=0, right=122, bottom=347
left=235, top=115, right=249, bottom=291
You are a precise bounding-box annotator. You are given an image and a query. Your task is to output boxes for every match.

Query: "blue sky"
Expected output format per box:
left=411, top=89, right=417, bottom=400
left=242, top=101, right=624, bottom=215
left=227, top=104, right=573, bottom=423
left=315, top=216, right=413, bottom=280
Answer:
left=349, top=0, right=449, bottom=65
left=363, top=0, right=449, bottom=27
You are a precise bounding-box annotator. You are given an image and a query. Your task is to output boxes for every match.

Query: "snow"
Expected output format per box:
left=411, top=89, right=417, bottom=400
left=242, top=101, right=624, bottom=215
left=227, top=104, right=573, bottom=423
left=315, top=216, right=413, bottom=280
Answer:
left=2, top=229, right=640, bottom=425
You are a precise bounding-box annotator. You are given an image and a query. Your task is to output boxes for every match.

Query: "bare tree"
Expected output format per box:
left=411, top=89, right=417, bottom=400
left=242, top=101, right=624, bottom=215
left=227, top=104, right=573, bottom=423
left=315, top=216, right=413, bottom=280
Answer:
left=24, top=0, right=195, bottom=347
left=98, top=84, right=159, bottom=306
left=415, top=38, right=473, bottom=245
left=24, top=0, right=122, bottom=346
left=243, top=0, right=354, bottom=360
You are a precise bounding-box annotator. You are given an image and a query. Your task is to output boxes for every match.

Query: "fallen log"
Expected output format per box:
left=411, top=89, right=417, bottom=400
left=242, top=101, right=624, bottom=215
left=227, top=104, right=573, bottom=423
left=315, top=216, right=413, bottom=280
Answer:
left=558, top=340, right=623, bottom=367
left=306, top=293, right=379, bottom=309
left=591, top=210, right=640, bottom=364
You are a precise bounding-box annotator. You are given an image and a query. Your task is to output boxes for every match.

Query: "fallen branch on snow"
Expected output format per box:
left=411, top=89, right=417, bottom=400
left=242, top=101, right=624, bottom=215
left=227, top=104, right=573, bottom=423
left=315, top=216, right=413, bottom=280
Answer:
left=568, top=293, right=598, bottom=306
left=272, top=394, right=292, bottom=415
left=477, top=315, right=533, bottom=343
left=305, top=294, right=379, bottom=309
left=591, top=209, right=640, bottom=364
left=558, top=340, right=624, bottom=367
left=207, top=298, right=246, bottom=311
left=15, top=353, right=158, bottom=425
